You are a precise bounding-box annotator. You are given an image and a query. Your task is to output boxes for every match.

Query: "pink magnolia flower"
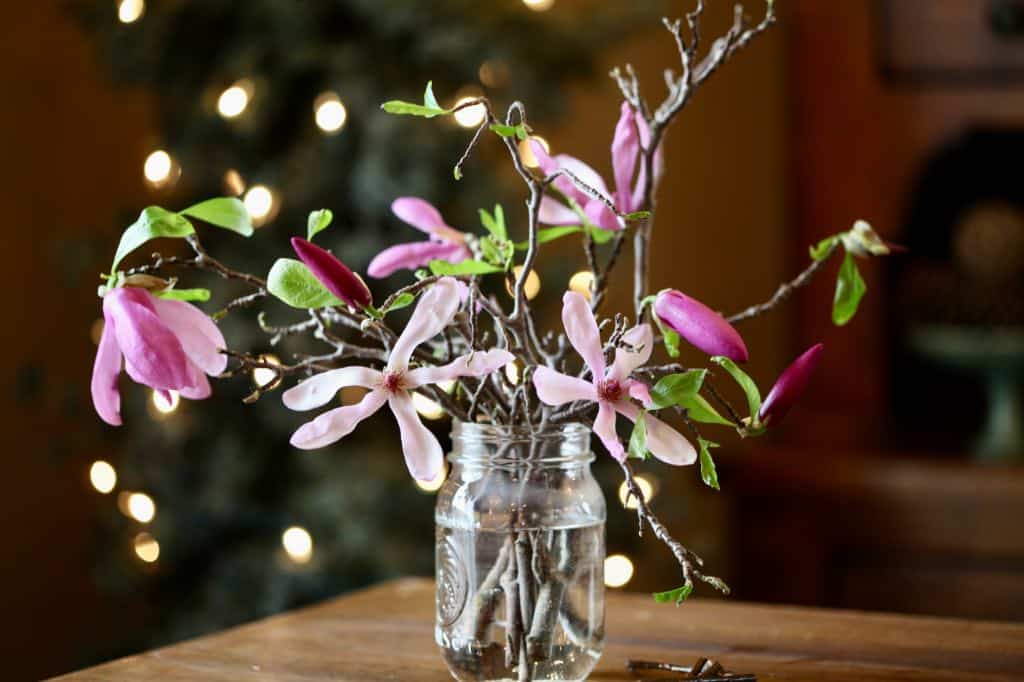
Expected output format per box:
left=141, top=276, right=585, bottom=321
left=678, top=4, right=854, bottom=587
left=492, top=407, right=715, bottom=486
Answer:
left=758, top=343, right=824, bottom=427
left=283, top=277, right=512, bottom=481
left=368, top=198, right=471, bottom=278
left=653, top=289, right=749, bottom=363
left=91, top=286, right=227, bottom=426
left=532, top=291, right=696, bottom=465
left=291, top=237, right=373, bottom=309
left=532, top=102, right=663, bottom=231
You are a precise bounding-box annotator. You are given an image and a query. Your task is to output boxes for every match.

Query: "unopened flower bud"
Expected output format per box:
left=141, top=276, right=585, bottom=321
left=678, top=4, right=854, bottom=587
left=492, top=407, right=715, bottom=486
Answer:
left=653, top=289, right=749, bottom=362
left=758, top=343, right=824, bottom=427
left=291, top=237, right=372, bottom=309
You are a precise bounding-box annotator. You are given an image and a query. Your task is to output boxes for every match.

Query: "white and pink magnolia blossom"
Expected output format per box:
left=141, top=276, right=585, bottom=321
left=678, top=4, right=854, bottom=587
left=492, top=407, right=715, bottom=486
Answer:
left=367, top=198, right=471, bottom=278
left=282, top=277, right=512, bottom=481
left=532, top=101, right=664, bottom=232
left=532, top=291, right=696, bottom=465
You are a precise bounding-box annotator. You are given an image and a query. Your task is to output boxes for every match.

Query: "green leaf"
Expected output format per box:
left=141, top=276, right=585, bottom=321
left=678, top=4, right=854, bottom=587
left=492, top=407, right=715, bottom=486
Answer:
left=489, top=123, right=527, bottom=139
left=698, top=438, right=720, bottom=490
left=649, top=370, right=707, bottom=410
left=180, top=197, right=253, bottom=237
left=663, top=329, right=681, bottom=358
left=154, top=288, right=211, bottom=302
left=267, top=258, right=344, bottom=309
left=306, top=209, right=333, bottom=241
left=623, top=210, right=652, bottom=222
left=711, top=356, right=761, bottom=419
left=653, top=583, right=693, bottom=605
left=111, top=206, right=195, bottom=272
left=453, top=165, right=463, bottom=181
left=479, top=204, right=507, bottom=240
left=514, top=226, right=584, bottom=249
left=833, top=250, right=867, bottom=326
left=423, top=80, right=441, bottom=109
left=381, top=100, right=449, bottom=118
left=628, top=411, right=649, bottom=460
left=381, top=292, right=415, bottom=314
left=428, top=259, right=503, bottom=276
left=588, top=225, right=615, bottom=244
left=679, top=395, right=735, bottom=427
left=809, top=235, right=838, bottom=261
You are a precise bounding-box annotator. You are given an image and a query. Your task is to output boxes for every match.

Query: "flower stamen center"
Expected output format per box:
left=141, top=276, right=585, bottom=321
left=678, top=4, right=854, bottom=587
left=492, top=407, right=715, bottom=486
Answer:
left=383, top=370, right=405, bottom=394
left=597, top=378, right=622, bottom=402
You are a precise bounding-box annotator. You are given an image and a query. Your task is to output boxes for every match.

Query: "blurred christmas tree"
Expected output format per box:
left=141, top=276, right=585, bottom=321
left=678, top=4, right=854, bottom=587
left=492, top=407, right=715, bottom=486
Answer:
left=72, top=0, right=658, bottom=662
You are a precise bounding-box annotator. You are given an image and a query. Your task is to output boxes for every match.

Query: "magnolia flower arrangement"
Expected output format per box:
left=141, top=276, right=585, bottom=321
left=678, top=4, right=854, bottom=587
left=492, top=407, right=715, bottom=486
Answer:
left=89, top=1, right=892, bottom=606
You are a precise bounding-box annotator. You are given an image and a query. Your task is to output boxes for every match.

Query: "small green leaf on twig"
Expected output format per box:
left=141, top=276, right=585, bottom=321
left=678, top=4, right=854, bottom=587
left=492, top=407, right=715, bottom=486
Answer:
left=514, top=226, right=584, bottom=249
left=381, top=292, right=416, bottom=314
left=679, top=395, right=735, bottom=427
left=154, top=288, right=211, bottom=302
left=653, top=583, right=693, bottom=605
left=453, top=165, right=463, bottom=181
left=181, top=197, right=254, bottom=237
left=428, top=259, right=503, bottom=276
left=809, top=235, right=838, bottom=261
left=111, top=206, right=195, bottom=272
left=623, top=210, right=652, bottom=222
left=267, top=258, right=344, bottom=309
left=833, top=250, right=867, bottom=326
left=479, top=204, right=507, bottom=240
left=306, top=209, right=333, bottom=240
left=489, top=123, right=528, bottom=139
left=382, top=82, right=453, bottom=118
left=711, top=356, right=762, bottom=419
left=649, top=370, right=707, bottom=410
left=698, top=438, right=720, bottom=490
left=628, top=411, right=649, bottom=460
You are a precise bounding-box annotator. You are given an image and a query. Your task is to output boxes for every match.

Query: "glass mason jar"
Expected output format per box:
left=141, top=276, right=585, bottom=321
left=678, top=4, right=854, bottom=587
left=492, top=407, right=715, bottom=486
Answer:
left=435, top=422, right=606, bottom=682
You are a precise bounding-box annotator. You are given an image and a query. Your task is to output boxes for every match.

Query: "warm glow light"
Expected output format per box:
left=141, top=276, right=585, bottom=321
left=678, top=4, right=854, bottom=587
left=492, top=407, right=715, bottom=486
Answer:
left=253, top=354, right=280, bottom=388
left=143, top=150, right=174, bottom=186
left=617, top=475, right=656, bottom=510
left=223, top=169, right=245, bottom=196
left=568, top=270, right=595, bottom=301
left=415, top=464, right=448, bottom=493
left=118, top=0, right=145, bottom=23
left=89, top=460, right=117, bottom=494
left=412, top=392, right=446, bottom=420
left=522, top=0, right=555, bottom=10
left=151, top=389, right=180, bottom=414
left=478, top=61, right=508, bottom=89
left=133, top=532, right=160, bottom=563
left=244, top=185, right=276, bottom=224
left=508, top=266, right=541, bottom=300
left=519, top=136, right=549, bottom=168
left=453, top=96, right=487, bottom=128
left=314, top=92, right=347, bottom=133
left=282, top=526, right=313, bottom=564
left=126, top=492, right=156, bottom=524
left=217, top=81, right=252, bottom=119
left=504, top=361, right=521, bottom=386
left=604, top=554, right=634, bottom=588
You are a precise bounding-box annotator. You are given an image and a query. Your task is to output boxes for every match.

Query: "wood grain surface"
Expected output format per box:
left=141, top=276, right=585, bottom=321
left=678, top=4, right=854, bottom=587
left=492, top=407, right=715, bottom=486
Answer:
left=53, top=577, right=1024, bottom=681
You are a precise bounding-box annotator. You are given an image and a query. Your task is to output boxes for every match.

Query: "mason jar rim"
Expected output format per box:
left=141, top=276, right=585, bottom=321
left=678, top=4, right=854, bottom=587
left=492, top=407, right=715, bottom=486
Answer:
left=451, top=420, right=590, bottom=443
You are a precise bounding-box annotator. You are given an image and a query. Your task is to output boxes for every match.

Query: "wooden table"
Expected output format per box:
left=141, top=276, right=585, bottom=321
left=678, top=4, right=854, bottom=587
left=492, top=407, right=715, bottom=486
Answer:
left=54, top=578, right=1024, bottom=681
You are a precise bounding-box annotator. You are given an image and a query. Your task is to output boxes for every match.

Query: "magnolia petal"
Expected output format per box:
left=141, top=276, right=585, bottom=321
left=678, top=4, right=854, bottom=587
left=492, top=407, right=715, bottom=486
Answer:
left=626, top=379, right=653, bottom=408
left=289, top=389, right=388, bottom=450
left=389, top=391, right=444, bottom=481
left=616, top=402, right=696, bottom=466
left=291, top=237, right=373, bottom=309
left=538, top=196, right=581, bottom=226
left=391, top=197, right=465, bottom=244
left=561, top=291, right=606, bottom=378
left=532, top=367, right=597, bottom=406
left=105, top=287, right=193, bottom=391
left=609, top=324, right=654, bottom=383
left=150, top=296, right=227, bottom=376
left=759, top=343, right=824, bottom=427
left=179, top=364, right=212, bottom=400
left=367, top=241, right=469, bottom=279
left=283, top=366, right=383, bottom=412
left=611, top=101, right=640, bottom=211
left=90, top=314, right=123, bottom=426
left=594, top=401, right=625, bottom=461
left=584, top=199, right=622, bottom=232
left=555, top=153, right=611, bottom=201
left=389, top=277, right=461, bottom=372
left=653, top=289, right=749, bottom=363
left=630, top=112, right=663, bottom=210
left=407, top=349, right=515, bottom=388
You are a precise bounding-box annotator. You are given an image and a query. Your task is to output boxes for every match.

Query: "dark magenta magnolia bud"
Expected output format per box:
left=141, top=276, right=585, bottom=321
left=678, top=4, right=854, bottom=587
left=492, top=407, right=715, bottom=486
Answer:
left=291, top=237, right=373, bottom=309
left=758, top=343, right=824, bottom=427
left=653, top=289, right=749, bottom=362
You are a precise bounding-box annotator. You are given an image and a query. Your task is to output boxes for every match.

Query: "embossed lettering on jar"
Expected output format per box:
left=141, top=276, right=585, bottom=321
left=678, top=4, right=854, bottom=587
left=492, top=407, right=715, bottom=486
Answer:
left=435, top=422, right=606, bottom=682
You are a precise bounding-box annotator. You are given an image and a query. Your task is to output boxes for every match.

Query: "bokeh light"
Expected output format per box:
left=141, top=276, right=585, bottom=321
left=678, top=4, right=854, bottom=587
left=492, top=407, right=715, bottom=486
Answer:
left=133, top=532, right=160, bottom=563
left=89, top=461, right=117, bottom=494
left=117, top=0, right=145, bottom=24
left=453, top=96, right=487, bottom=128
left=604, top=554, right=634, bottom=588
left=314, top=92, right=347, bottom=133
left=282, top=526, right=313, bottom=564
left=617, top=475, right=656, bottom=510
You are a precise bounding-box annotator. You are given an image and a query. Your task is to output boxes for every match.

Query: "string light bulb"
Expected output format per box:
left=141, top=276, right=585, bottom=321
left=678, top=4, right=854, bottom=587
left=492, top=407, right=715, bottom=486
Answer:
left=508, top=266, right=541, bottom=300
left=118, top=0, right=145, bottom=23
left=133, top=532, right=160, bottom=563
left=519, top=136, right=549, bottom=168
left=453, top=96, right=487, bottom=128
left=223, top=169, right=245, bottom=196
left=314, top=92, right=347, bottom=134
left=143, top=149, right=178, bottom=188
left=604, top=554, right=634, bottom=588
left=568, top=271, right=595, bottom=301
left=244, top=185, right=276, bottom=226
left=119, top=492, right=156, bottom=524
left=617, top=475, right=656, bottom=510
left=522, top=0, right=555, bottom=11
left=252, top=354, right=280, bottom=389
left=282, top=526, right=313, bottom=564
left=217, top=80, right=252, bottom=119
left=504, top=361, right=521, bottom=386
left=89, top=460, right=117, bottom=494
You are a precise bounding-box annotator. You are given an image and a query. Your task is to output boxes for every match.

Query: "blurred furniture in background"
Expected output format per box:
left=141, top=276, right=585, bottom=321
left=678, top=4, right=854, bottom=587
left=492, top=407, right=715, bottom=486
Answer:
left=731, top=450, right=1024, bottom=622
